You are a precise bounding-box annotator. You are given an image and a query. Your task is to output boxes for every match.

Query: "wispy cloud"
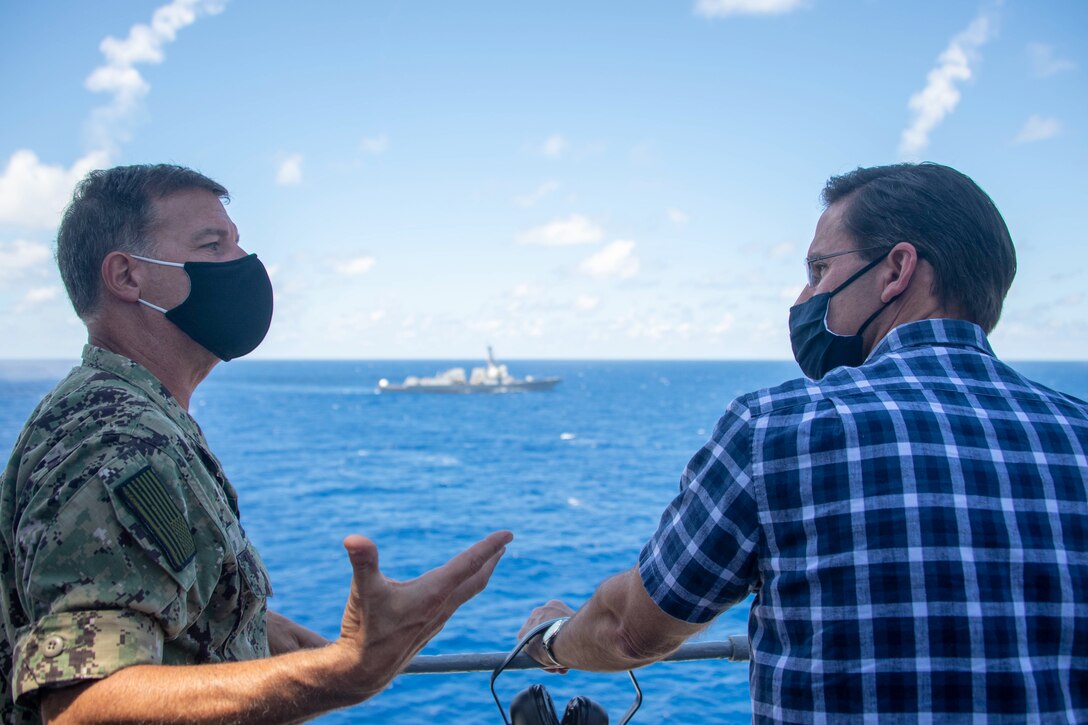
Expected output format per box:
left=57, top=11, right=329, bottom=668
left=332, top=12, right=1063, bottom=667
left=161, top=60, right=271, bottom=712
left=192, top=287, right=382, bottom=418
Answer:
left=666, top=208, right=689, bottom=225
left=515, top=181, right=560, bottom=208
left=360, top=134, right=389, bottom=154
left=623, top=316, right=691, bottom=341
left=276, top=154, right=303, bottom=186
left=335, top=256, right=377, bottom=275
left=1027, top=43, right=1075, bottom=78
left=0, top=239, right=52, bottom=282
left=16, top=286, right=60, bottom=312
left=1014, top=115, right=1062, bottom=144
left=85, top=0, right=227, bottom=152
left=899, top=14, right=993, bottom=159
left=540, top=134, right=568, bottom=158
left=575, top=295, right=600, bottom=311
left=517, top=214, right=604, bottom=246
left=770, top=241, right=793, bottom=259
left=710, top=312, right=736, bottom=335
left=781, top=285, right=803, bottom=301
left=579, top=240, right=640, bottom=279
left=694, top=0, right=805, bottom=19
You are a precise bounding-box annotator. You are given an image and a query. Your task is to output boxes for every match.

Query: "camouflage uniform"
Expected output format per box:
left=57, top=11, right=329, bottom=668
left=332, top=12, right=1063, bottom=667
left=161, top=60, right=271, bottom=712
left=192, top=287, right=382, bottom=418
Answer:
left=0, top=345, right=272, bottom=723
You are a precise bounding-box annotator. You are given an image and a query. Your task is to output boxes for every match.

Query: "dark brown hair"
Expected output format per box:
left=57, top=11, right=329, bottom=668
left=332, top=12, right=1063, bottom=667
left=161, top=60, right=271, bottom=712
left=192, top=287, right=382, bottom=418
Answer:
left=822, top=162, right=1016, bottom=332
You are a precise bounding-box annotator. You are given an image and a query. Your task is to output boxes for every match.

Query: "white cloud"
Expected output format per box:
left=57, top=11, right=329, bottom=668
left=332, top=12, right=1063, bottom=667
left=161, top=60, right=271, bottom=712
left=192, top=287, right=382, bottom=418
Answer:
left=575, top=295, right=600, bottom=311
left=694, top=0, right=805, bottom=18
left=623, top=317, right=687, bottom=341
left=85, top=0, right=226, bottom=152
left=579, top=240, right=640, bottom=279
left=666, top=208, right=689, bottom=225
left=515, top=181, right=560, bottom=208
left=276, top=154, right=303, bottom=186
left=1028, top=43, right=1075, bottom=78
left=1014, top=115, right=1062, bottom=144
left=540, top=134, right=568, bottom=158
left=0, top=239, right=52, bottom=282
left=781, top=285, right=803, bottom=301
left=324, top=306, right=391, bottom=340
left=899, top=14, right=993, bottom=159
left=469, top=319, right=504, bottom=334
left=517, top=214, right=604, bottom=246
left=711, top=313, right=736, bottom=335
left=335, top=256, right=377, bottom=275
left=770, top=241, right=794, bottom=259
left=360, top=135, right=389, bottom=154
left=16, top=286, right=60, bottom=312
left=0, top=1, right=225, bottom=234
left=0, top=150, right=111, bottom=229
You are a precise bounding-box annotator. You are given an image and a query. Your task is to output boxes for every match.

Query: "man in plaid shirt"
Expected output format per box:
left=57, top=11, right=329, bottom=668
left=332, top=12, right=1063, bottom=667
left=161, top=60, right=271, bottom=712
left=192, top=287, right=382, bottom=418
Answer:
left=520, top=163, right=1087, bottom=722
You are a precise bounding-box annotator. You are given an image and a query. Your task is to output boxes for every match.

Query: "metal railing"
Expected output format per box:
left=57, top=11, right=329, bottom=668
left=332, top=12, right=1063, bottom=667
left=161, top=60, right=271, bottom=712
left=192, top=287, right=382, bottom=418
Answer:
left=404, top=635, right=750, bottom=674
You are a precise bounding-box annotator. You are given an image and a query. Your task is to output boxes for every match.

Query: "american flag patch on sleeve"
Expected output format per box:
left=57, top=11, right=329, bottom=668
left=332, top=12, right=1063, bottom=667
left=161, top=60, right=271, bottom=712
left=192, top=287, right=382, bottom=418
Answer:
left=114, top=466, right=196, bottom=572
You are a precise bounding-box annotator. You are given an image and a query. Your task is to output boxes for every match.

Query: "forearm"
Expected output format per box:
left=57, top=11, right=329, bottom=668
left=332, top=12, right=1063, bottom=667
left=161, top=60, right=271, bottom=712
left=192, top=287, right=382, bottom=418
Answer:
left=42, top=530, right=513, bottom=724
left=548, top=569, right=699, bottom=672
left=43, top=642, right=363, bottom=725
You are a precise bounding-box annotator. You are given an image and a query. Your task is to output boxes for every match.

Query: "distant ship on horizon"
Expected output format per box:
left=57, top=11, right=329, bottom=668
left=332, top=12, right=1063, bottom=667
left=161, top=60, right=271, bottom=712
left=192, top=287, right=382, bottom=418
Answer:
left=376, top=346, right=561, bottom=394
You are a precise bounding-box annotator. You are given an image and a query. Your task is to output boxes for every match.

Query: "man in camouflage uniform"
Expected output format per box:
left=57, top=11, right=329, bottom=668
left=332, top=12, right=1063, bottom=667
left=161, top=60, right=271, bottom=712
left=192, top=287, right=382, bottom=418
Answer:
left=0, top=164, right=511, bottom=723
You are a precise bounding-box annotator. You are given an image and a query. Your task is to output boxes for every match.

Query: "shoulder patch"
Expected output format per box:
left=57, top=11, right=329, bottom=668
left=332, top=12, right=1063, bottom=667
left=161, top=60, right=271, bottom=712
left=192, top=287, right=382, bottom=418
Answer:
left=115, top=466, right=196, bottom=572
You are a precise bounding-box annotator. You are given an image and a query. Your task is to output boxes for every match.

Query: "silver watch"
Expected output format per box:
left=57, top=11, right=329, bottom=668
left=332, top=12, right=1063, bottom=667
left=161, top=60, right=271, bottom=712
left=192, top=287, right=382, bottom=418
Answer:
left=540, top=616, right=570, bottom=668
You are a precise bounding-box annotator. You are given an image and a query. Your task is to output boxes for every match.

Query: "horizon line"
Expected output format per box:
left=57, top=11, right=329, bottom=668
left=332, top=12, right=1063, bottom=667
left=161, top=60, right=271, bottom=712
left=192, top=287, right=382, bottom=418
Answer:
left=2, top=356, right=1087, bottom=364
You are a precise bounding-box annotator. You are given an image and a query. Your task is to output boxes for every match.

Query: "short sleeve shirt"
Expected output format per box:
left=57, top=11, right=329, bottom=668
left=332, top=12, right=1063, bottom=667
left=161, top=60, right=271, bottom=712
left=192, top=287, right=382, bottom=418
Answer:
left=0, top=345, right=273, bottom=723
left=639, top=319, right=1088, bottom=722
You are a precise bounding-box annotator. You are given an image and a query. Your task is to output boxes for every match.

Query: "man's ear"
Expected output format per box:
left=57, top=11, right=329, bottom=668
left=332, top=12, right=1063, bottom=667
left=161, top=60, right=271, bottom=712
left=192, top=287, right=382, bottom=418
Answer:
left=100, top=252, right=142, bottom=303
left=881, top=242, right=918, bottom=303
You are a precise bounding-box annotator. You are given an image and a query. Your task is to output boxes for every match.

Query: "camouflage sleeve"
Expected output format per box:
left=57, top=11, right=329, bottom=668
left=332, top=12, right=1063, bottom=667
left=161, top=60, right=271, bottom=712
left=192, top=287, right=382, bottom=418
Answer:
left=12, top=441, right=212, bottom=703
left=13, top=610, right=162, bottom=701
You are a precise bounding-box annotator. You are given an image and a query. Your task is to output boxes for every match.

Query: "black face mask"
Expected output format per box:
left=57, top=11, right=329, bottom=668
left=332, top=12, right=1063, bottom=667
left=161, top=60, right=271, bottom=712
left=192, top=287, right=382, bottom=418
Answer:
left=134, top=253, right=274, bottom=361
left=789, top=253, right=893, bottom=380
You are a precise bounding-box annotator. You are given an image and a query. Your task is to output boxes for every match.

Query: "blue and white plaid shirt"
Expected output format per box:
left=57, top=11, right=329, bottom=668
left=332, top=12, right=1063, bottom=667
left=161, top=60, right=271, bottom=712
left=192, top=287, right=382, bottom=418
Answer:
left=639, top=319, right=1088, bottom=723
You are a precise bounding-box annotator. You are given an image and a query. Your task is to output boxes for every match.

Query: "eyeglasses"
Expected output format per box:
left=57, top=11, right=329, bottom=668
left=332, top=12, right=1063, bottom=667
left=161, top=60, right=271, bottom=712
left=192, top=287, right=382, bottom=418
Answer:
left=803, top=246, right=883, bottom=287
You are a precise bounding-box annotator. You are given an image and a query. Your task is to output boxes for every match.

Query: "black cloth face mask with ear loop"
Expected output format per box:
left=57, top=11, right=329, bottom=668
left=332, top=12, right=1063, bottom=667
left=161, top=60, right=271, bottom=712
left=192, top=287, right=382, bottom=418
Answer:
left=789, top=252, right=897, bottom=380
left=133, top=253, right=274, bottom=361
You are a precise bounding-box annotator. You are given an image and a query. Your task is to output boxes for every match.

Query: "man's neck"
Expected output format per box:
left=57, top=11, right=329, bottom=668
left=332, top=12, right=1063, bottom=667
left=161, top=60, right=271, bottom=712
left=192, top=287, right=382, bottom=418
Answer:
left=861, top=260, right=968, bottom=358
left=863, top=300, right=965, bottom=359
left=87, top=326, right=216, bottom=411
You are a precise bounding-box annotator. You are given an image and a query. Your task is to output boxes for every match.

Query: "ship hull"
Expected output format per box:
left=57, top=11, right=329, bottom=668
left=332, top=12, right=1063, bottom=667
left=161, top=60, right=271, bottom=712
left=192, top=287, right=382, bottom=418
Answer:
left=378, top=378, right=561, bottom=394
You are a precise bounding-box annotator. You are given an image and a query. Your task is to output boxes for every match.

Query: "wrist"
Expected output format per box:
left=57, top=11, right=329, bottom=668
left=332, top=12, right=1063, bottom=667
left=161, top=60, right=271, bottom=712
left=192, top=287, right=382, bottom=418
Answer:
left=540, top=616, right=571, bottom=668
left=322, top=639, right=383, bottom=704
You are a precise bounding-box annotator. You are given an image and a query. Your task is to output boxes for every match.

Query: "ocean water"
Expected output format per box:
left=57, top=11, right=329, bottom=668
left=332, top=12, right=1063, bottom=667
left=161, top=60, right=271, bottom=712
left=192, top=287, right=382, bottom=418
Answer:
left=3, top=358, right=1087, bottom=724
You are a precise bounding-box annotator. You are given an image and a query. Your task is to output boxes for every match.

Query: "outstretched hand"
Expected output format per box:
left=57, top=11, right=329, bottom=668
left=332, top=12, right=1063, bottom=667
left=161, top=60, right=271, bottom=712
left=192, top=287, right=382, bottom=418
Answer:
left=332, top=530, right=513, bottom=699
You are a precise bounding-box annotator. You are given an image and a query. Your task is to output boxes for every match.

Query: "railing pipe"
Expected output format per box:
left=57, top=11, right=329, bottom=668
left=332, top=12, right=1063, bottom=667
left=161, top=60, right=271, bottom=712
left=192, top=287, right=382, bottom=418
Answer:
left=404, top=635, right=749, bottom=675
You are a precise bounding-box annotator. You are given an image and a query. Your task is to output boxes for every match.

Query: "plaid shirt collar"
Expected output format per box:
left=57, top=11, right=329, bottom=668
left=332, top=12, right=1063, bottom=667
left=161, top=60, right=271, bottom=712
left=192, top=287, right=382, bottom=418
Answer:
left=868, top=318, right=995, bottom=362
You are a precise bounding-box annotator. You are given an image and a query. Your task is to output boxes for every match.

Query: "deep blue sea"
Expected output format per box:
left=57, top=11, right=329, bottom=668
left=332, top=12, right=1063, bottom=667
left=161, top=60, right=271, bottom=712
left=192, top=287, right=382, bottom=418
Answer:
left=3, top=358, right=1087, bottom=724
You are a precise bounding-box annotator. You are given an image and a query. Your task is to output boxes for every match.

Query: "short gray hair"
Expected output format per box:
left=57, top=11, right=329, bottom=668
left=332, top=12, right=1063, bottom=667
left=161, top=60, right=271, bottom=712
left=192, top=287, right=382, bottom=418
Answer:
left=56, top=164, right=229, bottom=319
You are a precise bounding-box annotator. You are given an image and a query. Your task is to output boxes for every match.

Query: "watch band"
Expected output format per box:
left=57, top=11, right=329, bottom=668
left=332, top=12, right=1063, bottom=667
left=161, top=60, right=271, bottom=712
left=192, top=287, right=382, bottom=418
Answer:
left=540, top=616, right=570, bottom=668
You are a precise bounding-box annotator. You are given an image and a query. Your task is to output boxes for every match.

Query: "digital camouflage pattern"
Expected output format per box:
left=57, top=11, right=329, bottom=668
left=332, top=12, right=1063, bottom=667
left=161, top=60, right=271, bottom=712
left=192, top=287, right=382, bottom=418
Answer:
left=0, top=345, right=272, bottom=723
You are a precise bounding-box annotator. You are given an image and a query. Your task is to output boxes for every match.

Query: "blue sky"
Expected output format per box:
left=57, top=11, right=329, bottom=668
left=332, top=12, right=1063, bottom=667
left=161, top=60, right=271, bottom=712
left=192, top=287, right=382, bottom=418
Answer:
left=1, top=0, right=1085, bottom=360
